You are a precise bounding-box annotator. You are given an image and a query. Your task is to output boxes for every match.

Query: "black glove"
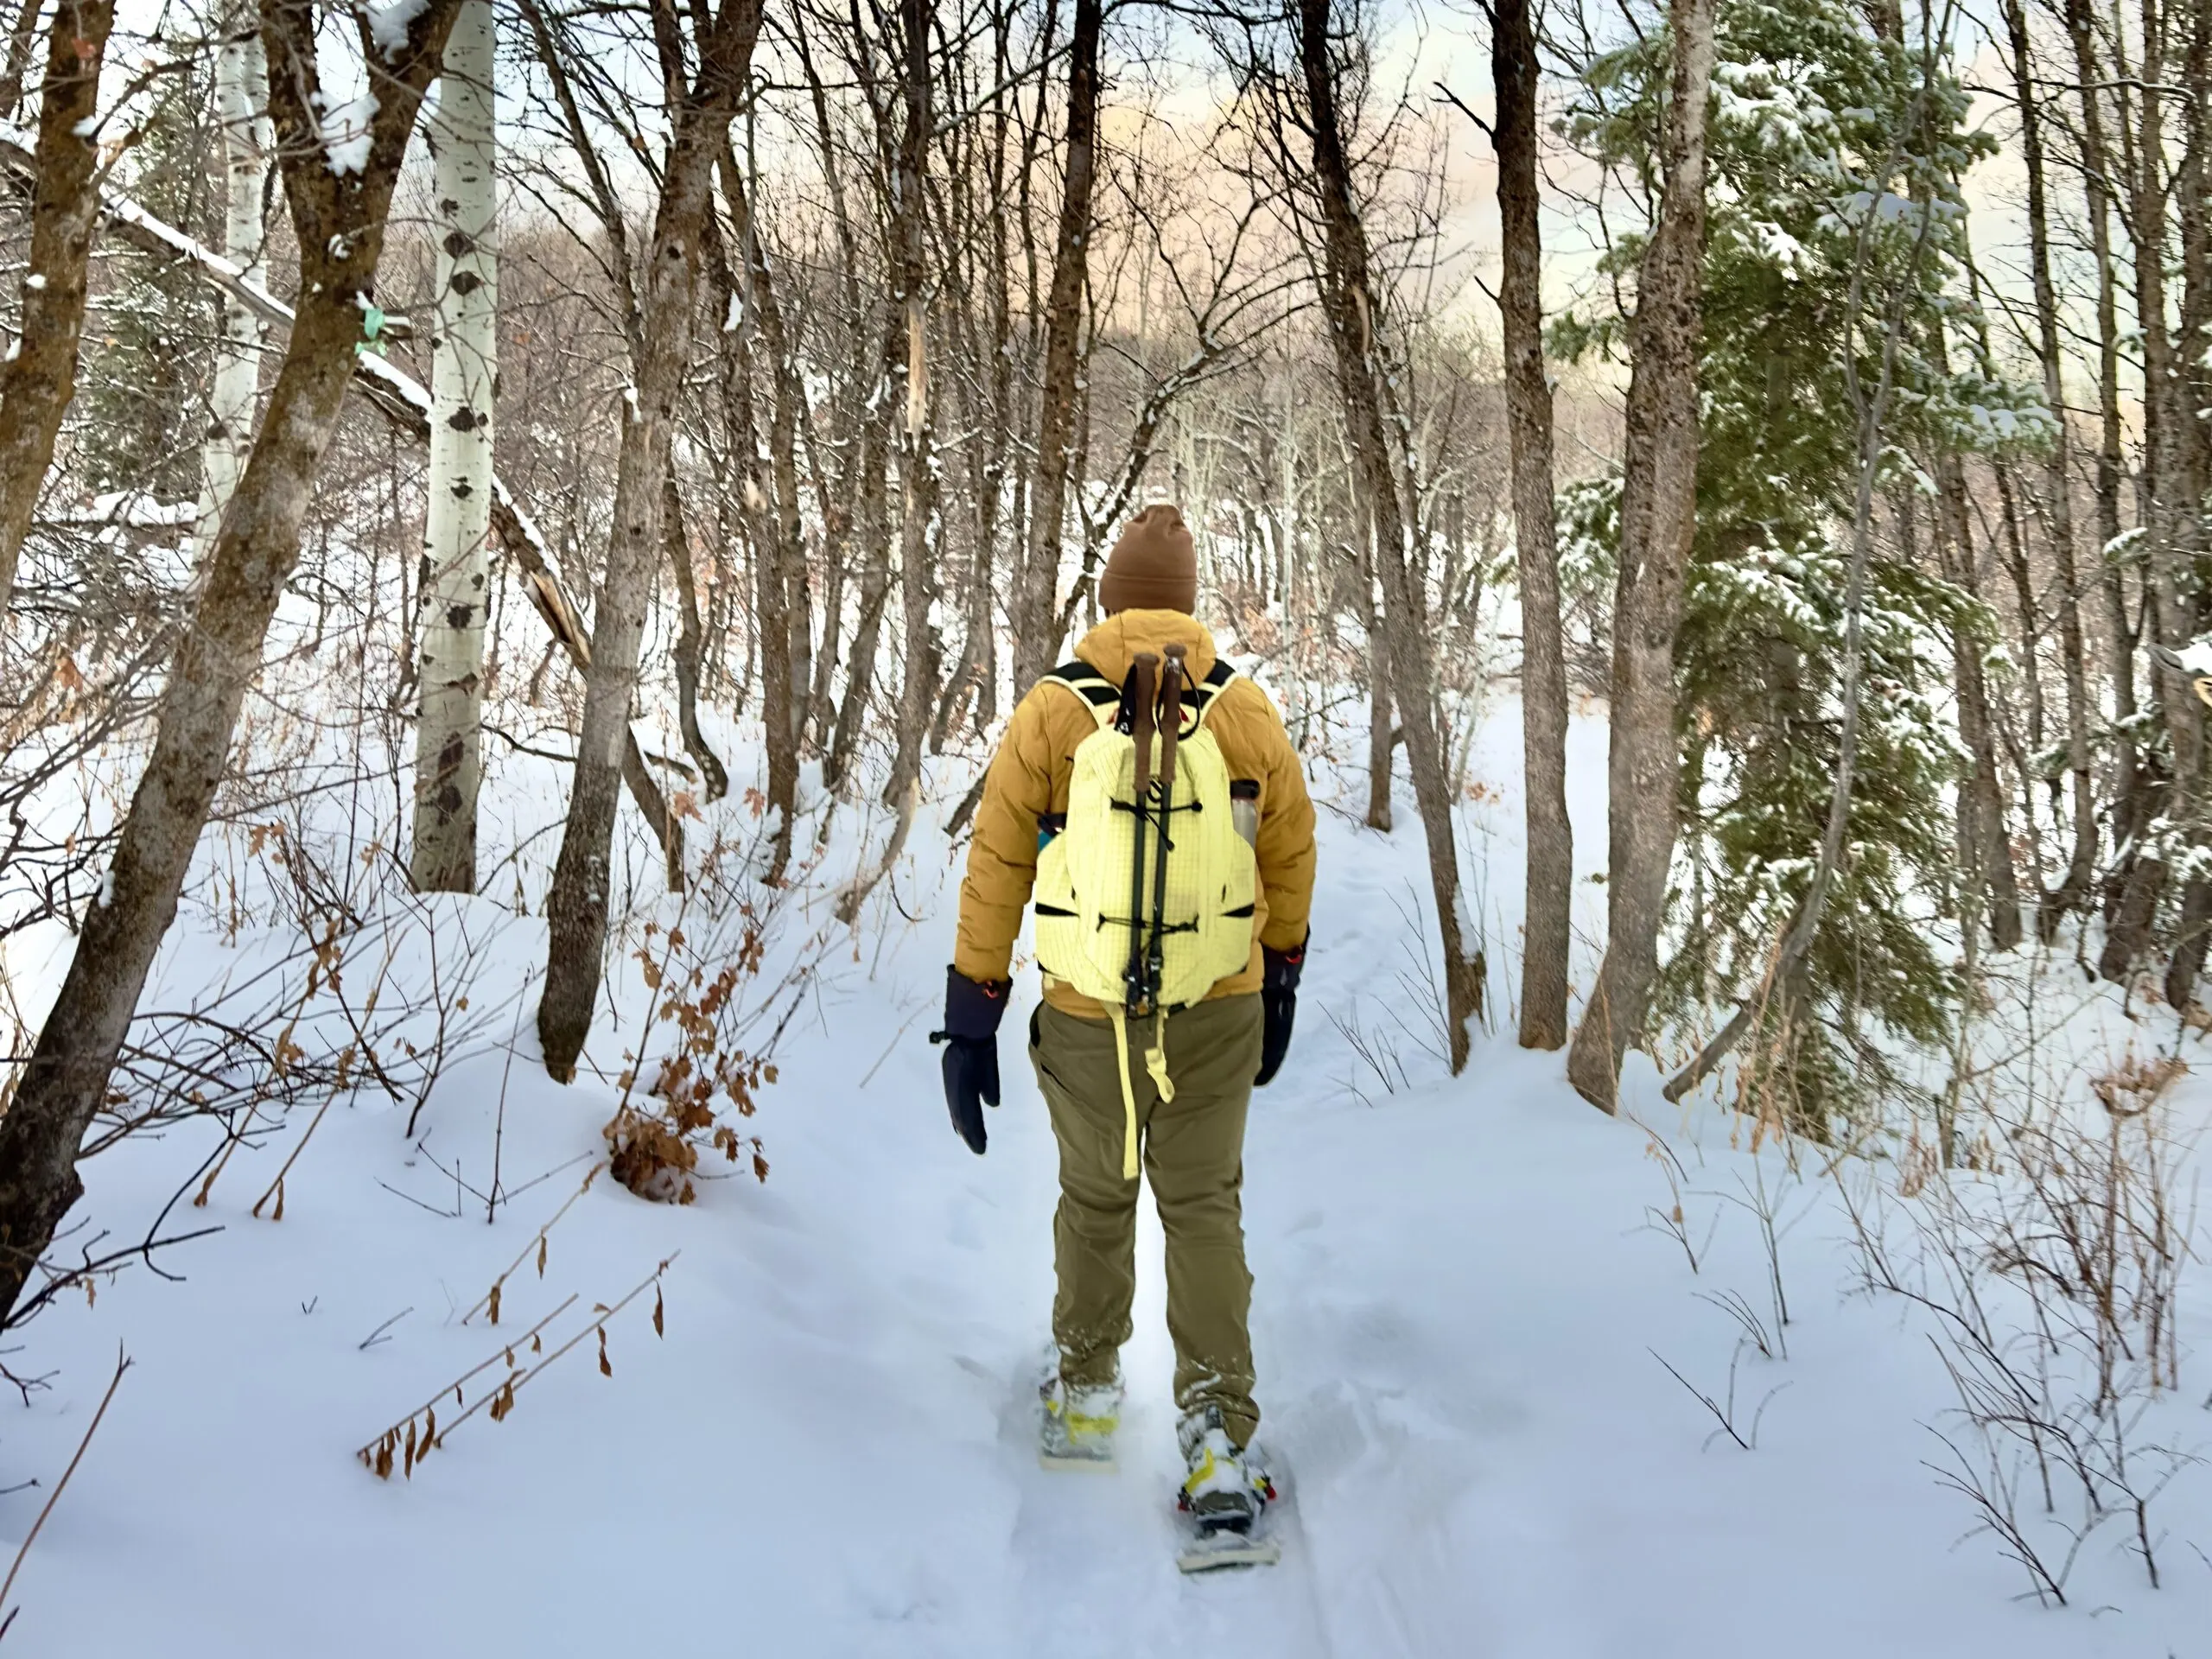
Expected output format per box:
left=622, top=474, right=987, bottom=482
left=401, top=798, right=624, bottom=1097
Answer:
left=1255, top=939, right=1304, bottom=1088
left=930, top=967, right=1009, bottom=1154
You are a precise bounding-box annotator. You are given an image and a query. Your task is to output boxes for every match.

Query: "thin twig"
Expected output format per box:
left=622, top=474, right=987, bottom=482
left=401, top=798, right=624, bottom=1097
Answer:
left=356, top=1294, right=577, bottom=1464
left=435, top=1256, right=677, bottom=1446
left=459, top=1162, right=602, bottom=1325
left=0, top=1348, right=130, bottom=1632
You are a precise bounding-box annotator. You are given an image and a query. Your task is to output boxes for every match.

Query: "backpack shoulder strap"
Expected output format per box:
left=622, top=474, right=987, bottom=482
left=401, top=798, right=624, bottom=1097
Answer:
left=1188, top=659, right=1239, bottom=730
left=1039, top=659, right=1121, bottom=729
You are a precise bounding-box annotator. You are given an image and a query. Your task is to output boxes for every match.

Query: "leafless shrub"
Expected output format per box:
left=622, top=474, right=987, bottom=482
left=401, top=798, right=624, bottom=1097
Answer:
left=1649, top=1342, right=1789, bottom=1452
left=1836, top=1048, right=2202, bottom=1599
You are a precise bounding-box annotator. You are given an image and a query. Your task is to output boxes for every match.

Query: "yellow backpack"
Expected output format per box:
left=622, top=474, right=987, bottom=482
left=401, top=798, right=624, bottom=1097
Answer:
left=1032, top=652, right=1258, bottom=1176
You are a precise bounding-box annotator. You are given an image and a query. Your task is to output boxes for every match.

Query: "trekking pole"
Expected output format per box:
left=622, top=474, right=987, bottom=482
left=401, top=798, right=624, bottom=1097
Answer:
left=1124, top=652, right=1160, bottom=1016
left=1147, top=645, right=1186, bottom=1004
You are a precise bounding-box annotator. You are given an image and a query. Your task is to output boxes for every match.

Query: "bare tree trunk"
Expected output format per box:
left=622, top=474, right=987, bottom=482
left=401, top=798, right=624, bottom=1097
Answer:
left=0, top=0, right=39, bottom=119
left=663, top=476, right=727, bottom=800
left=1999, top=0, right=2096, bottom=938
left=0, top=0, right=462, bottom=1324
left=721, top=140, right=810, bottom=760
left=1935, top=456, right=2025, bottom=950
left=189, top=16, right=272, bottom=569
left=882, top=0, right=938, bottom=811
left=826, top=402, right=893, bottom=796
left=702, top=151, right=798, bottom=871
left=0, top=111, right=682, bottom=863
left=1492, top=0, right=1571, bottom=1050
left=2068, top=0, right=2145, bottom=943
left=2129, top=3, right=2209, bottom=1010
left=2169, top=0, right=2212, bottom=1006
left=411, top=0, right=498, bottom=893
left=0, top=0, right=115, bottom=626
left=1013, top=0, right=1098, bottom=692
left=1294, top=0, right=1482, bottom=1070
left=1353, top=527, right=1393, bottom=831
left=1565, top=0, right=1715, bottom=1112
left=537, top=0, right=764, bottom=1081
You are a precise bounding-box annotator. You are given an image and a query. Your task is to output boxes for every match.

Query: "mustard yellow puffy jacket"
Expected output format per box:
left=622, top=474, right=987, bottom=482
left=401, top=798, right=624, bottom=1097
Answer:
left=955, top=610, right=1318, bottom=1020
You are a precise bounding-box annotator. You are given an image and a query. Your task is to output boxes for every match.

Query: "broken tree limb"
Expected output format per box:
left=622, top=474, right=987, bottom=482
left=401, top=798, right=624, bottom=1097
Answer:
left=0, top=124, right=683, bottom=888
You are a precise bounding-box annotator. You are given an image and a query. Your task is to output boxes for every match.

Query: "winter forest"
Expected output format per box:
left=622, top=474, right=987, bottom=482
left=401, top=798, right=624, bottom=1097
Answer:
left=0, top=0, right=2207, bottom=1646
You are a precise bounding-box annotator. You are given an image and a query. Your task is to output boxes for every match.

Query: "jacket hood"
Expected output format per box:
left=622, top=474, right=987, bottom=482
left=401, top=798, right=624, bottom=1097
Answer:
left=1072, top=609, right=1220, bottom=685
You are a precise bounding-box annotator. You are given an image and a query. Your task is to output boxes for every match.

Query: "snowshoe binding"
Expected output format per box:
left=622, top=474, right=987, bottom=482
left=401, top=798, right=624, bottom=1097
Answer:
left=1174, top=1406, right=1281, bottom=1572
left=1039, top=1370, right=1123, bottom=1471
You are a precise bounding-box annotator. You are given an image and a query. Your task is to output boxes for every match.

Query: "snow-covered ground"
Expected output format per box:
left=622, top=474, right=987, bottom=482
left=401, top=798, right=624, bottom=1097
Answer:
left=3, top=700, right=2208, bottom=1657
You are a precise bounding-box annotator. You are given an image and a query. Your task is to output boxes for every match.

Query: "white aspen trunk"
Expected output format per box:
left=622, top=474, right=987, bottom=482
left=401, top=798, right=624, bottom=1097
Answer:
left=410, top=0, right=498, bottom=893
left=188, top=19, right=271, bottom=567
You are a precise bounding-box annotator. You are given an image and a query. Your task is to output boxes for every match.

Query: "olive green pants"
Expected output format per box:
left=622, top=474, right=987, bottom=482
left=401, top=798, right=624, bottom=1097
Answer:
left=1029, top=994, right=1263, bottom=1447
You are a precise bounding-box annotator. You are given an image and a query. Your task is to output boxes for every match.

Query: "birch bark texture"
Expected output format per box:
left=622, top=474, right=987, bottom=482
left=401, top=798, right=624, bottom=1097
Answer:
left=412, top=0, right=499, bottom=893
left=189, top=17, right=274, bottom=569
left=0, top=0, right=116, bottom=627
left=537, top=0, right=764, bottom=1082
left=1564, top=0, right=1715, bottom=1112
left=0, top=0, right=465, bottom=1325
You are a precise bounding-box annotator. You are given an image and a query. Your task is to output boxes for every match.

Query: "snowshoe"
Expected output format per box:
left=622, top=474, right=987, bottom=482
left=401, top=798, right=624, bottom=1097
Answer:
left=1039, top=1370, right=1123, bottom=1471
left=1174, top=1406, right=1281, bottom=1572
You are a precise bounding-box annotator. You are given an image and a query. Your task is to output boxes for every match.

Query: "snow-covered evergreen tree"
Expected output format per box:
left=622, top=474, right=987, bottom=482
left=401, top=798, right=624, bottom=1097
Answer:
left=1554, top=0, right=2052, bottom=1128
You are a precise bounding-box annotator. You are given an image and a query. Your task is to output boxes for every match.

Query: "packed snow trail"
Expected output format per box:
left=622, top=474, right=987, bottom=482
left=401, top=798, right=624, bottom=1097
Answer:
left=1, top=707, right=2207, bottom=1656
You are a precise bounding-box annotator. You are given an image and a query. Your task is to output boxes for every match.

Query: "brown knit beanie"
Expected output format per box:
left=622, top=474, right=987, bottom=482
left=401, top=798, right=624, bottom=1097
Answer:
left=1098, top=505, right=1198, bottom=615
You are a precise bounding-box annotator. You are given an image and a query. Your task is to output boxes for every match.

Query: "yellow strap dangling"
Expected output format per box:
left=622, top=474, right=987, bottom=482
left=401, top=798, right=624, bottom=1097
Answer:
left=1144, top=1007, right=1174, bottom=1106
left=1112, top=1014, right=1141, bottom=1181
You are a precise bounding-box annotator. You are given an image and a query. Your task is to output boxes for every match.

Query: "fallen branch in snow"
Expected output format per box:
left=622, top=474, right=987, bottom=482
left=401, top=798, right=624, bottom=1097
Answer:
left=460, top=1161, right=603, bottom=1326
left=430, top=1256, right=677, bottom=1450
left=361, top=1258, right=678, bottom=1480
left=0, top=1347, right=130, bottom=1639
left=357, top=1294, right=577, bottom=1479
left=0, top=124, right=684, bottom=889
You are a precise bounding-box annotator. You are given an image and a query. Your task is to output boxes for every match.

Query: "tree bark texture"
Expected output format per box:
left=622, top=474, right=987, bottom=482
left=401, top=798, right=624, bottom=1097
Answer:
left=663, top=476, right=728, bottom=801
left=0, top=0, right=115, bottom=626
left=1933, top=448, right=2025, bottom=950
left=1295, top=0, right=1482, bottom=1071
left=718, top=143, right=806, bottom=852
left=1013, top=0, right=1099, bottom=692
left=1565, top=0, right=1715, bottom=1112
left=825, top=406, right=893, bottom=795
left=189, top=17, right=273, bottom=569
left=1493, top=0, right=1572, bottom=1050
left=2065, top=0, right=2145, bottom=947
left=1360, top=542, right=1394, bottom=833
left=411, top=0, right=499, bottom=893
left=1999, top=0, right=2096, bottom=938
left=883, top=0, right=939, bottom=812
left=2167, top=0, right=2212, bottom=1007
left=0, top=0, right=462, bottom=1325
left=0, top=120, right=683, bottom=868
left=537, top=0, right=763, bottom=1081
